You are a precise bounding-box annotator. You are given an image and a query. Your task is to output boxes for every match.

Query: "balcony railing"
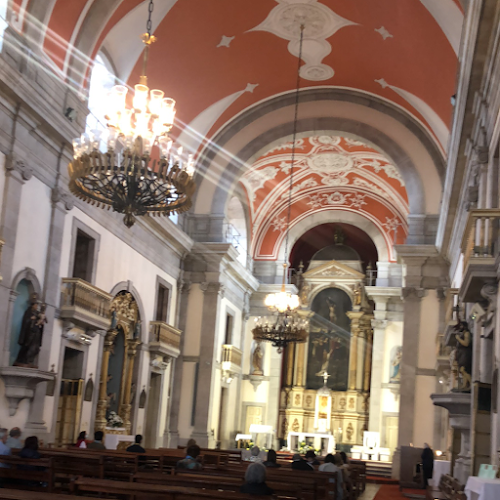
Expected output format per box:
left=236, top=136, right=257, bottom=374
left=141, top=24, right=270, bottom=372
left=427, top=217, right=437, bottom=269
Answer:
left=149, top=321, right=181, bottom=357
left=222, top=344, right=243, bottom=373
left=461, top=209, right=500, bottom=269
left=60, top=278, right=112, bottom=331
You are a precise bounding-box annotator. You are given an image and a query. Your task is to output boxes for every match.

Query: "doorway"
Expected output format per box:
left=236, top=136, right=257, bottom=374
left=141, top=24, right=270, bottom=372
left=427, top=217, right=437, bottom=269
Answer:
left=382, top=413, right=399, bottom=457
left=55, top=347, right=84, bottom=446
left=145, top=372, right=162, bottom=448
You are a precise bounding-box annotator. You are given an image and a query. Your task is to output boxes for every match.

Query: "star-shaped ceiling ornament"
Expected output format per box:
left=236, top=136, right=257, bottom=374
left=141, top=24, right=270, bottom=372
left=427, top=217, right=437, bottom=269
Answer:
left=217, top=35, right=235, bottom=48
left=375, top=26, right=393, bottom=40
left=375, top=78, right=389, bottom=88
left=245, top=83, right=259, bottom=93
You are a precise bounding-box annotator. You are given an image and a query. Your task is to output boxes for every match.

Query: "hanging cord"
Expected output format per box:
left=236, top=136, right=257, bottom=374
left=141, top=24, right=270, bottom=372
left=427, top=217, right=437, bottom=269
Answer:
left=282, top=24, right=305, bottom=285
left=140, top=0, right=155, bottom=83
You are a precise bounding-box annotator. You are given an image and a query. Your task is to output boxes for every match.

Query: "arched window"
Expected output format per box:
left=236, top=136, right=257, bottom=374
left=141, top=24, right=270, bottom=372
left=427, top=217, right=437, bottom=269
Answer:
left=86, top=53, right=116, bottom=147
left=227, top=196, right=248, bottom=267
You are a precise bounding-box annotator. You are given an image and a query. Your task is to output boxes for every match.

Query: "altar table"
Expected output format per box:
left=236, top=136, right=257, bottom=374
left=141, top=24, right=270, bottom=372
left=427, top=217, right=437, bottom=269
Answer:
left=430, top=460, right=451, bottom=488
left=465, top=476, right=500, bottom=500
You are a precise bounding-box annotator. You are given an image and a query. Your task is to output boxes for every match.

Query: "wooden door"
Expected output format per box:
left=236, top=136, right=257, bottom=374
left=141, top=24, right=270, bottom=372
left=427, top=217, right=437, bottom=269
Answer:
left=245, top=405, right=263, bottom=433
left=55, top=379, right=83, bottom=446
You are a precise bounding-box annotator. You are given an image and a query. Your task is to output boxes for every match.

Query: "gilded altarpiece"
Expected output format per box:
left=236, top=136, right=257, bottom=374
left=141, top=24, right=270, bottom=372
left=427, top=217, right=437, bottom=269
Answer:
left=279, top=260, right=373, bottom=448
left=95, top=292, right=141, bottom=434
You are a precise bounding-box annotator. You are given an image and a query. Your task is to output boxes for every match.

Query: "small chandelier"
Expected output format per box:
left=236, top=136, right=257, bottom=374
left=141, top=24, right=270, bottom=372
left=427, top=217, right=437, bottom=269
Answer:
left=68, top=0, right=195, bottom=228
left=252, top=25, right=308, bottom=353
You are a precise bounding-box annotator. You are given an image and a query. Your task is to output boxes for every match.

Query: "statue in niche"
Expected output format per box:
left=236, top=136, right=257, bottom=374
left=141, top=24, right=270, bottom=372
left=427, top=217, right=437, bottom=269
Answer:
left=251, top=342, right=264, bottom=376
left=390, top=347, right=403, bottom=383
left=14, top=301, right=47, bottom=368
left=454, top=321, right=472, bottom=392
left=346, top=422, right=354, bottom=441
left=353, top=284, right=361, bottom=306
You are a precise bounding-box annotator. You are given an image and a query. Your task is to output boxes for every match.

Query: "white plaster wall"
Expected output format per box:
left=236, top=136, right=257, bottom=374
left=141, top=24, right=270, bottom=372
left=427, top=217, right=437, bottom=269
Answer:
left=0, top=152, right=6, bottom=221
left=12, top=177, right=52, bottom=285
left=183, top=285, right=203, bottom=357
left=177, top=361, right=196, bottom=441
left=0, top=379, right=30, bottom=429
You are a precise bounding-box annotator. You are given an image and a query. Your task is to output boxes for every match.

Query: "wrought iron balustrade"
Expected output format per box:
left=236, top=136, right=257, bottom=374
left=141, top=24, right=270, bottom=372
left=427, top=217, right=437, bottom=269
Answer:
left=60, top=278, right=112, bottom=330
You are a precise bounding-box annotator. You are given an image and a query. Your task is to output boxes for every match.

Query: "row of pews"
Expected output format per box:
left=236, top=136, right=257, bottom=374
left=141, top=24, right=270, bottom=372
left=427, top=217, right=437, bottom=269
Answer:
left=0, top=447, right=367, bottom=500
left=437, top=474, right=466, bottom=500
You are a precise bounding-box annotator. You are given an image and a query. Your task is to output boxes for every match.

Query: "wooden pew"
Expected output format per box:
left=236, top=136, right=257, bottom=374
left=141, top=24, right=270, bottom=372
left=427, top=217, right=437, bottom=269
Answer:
left=133, top=470, right=307, bottom=499
left=0, top=488, right=97, bottom=500
left=70, top=476, right=279, bottom=500
left=0, top=456, right=54, bottom=493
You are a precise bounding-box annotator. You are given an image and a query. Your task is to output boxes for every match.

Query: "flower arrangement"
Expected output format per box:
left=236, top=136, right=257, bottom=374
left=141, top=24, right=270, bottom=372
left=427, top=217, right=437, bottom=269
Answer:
left=298, top=440, right=320, bottom=455
left=107, top=411, right=124, bottom=428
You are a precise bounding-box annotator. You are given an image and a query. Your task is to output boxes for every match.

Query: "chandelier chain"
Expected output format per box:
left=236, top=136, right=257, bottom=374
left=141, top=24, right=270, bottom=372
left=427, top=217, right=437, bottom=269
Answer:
left=283, top=24, right=305, bottom=269
left=146, top=0, right=154, bottom=36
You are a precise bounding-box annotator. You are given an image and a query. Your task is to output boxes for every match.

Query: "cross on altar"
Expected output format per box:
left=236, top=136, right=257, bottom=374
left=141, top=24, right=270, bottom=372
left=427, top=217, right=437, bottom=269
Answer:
left=320, top=370, right=330, bottom=386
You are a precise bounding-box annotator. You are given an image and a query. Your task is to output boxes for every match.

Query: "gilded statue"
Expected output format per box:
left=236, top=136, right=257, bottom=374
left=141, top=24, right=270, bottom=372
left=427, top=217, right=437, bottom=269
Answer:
left=251, top=342, right=264, bottom=376
left=14, top=300, right=47, bottom=368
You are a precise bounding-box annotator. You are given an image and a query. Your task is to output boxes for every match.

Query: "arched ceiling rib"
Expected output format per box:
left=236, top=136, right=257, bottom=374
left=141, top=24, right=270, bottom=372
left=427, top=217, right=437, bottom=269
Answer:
left=12, top=0, right=462, bottom=154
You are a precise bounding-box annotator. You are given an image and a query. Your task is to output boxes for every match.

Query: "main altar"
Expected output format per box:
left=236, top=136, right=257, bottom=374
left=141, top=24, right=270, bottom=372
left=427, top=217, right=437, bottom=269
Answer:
left=278, top=241, right=373, bottom=451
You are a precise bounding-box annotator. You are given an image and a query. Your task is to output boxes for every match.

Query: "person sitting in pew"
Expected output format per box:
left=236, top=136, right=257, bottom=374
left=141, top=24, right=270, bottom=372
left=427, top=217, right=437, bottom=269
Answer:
left=305, top=450, right=320, bottom=466
left=291, top=453, right=314, bottom=471
left=126, top=434, right=145, bottom=453
left=6, top=428, right=22, bottom=450
left=250, top=446, right=263, bottom=463
left=88, top=431, right=106, bottom=450
left=176, top=444, right=202, bottom=470
left=0, top=428, right=11, bottom=472
left=19, top=436, right=42, bottom=468
left=319, top=453, right=344, bottom=500
left=263, top=449, right=281, bottom=468
left=240, top=463, right=274, bottom=496
left=75, top=431, right=88, bottom=448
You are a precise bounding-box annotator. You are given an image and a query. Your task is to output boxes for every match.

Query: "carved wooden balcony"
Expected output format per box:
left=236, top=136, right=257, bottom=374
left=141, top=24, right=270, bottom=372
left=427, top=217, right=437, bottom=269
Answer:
left=221, top=344, right=243, bottom=375
left=60, top=278, right=112, bottom=331
left=149, top=321, right=181, bottom=359
left=460, top=209, right=500, bottom=302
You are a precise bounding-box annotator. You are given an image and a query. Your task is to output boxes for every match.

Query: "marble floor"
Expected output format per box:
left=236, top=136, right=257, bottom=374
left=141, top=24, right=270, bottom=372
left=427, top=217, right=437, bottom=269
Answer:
left=359, top=484, right=381, bottom=499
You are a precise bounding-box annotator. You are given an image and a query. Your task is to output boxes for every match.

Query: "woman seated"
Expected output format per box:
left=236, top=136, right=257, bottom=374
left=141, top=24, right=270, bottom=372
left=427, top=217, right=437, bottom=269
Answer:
left=75, top=431, right=87, bottom=449
left=176, top=444, right=203, bottom=470
left=263, top=449, right=281, bottom=468
left=240, top=463, right=274, bottom=496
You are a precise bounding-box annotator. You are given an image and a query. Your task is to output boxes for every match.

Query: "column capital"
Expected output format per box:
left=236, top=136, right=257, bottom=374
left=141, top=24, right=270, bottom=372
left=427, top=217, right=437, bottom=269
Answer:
left=51, top=187, right=74, bottom=211
left=5, top=155, right=33, bottom=182
left=401, top=287, right=426, bottom=301
left=178, top=280, right=192, bottom=295
left=200, top=281, right=225, bottom=297
left=371, top=318, right=388, bottom=330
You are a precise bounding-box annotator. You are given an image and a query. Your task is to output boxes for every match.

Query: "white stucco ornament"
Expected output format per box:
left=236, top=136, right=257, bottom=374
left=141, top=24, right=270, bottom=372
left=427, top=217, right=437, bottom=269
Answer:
left=249, top=0, right=357, bottom=81
left=308, top=152, right=354, bottom=172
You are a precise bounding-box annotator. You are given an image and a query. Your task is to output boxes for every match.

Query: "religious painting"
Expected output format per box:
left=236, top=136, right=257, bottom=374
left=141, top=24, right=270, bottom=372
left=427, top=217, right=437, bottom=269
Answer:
left=306, top=287, right=352, bottom=390
left=389, top=346, right=402, bottom=383
left=107, top=325, right=125, bottom=415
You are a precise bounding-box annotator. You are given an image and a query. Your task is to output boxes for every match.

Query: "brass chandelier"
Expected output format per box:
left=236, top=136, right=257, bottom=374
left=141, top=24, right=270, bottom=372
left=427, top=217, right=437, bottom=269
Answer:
left=68, top=0, right=195, bottom=228
left=252, top=25, right=308, bottom=353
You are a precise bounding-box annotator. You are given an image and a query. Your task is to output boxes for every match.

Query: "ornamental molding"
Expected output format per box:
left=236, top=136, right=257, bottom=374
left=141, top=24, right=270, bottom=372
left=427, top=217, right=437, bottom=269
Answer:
left=401, top=287, right=426, bottom=300
left=250, top=0, right=357, bottom=81
left=51, top=186, right=74, bottom=211
left=200, top=282, right=226, bottom=297
left=5, top=156, right=33, bottom=181
left=371, top=319, right=388, bottom=330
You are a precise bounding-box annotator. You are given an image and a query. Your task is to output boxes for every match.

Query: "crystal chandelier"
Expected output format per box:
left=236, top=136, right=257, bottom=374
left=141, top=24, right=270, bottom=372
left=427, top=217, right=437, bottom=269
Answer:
left=252, top=25, right=308, bottom=353
left=68, top=0, right=195, bottom=228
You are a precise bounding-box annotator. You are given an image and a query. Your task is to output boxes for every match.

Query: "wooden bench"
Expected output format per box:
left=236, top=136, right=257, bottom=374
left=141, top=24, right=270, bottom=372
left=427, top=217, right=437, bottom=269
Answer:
left=0, top=456, right=54, bottom=492
left=71, top=476, right=280, bottom=500
left=0, top=487, right=97, bottom=500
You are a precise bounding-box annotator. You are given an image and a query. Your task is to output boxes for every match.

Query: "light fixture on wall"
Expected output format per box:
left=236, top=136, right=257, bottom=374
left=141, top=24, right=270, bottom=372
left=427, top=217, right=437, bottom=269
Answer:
left=68, top=0, right=196, bottom=227
left=252, top=25, right=308, bottom=353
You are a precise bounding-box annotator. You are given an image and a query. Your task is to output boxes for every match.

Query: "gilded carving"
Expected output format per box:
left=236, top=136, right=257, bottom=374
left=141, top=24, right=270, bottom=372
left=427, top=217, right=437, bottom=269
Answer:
left=294, top=393, right=301, bottom=406
left=292, top=418, right=300, bottom=432
left=348, top=397, right=354, bottom=409
left=346, top=422, right=354, bottom=441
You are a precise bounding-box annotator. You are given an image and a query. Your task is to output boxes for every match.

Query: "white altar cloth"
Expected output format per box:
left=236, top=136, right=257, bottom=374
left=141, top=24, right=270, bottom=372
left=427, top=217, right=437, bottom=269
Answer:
left=104, top=432, right=134, bottom=450
left=465, top=476, right=500, bottom=500
left=287, top=431, right=335, bottom=454
left=430, top=460, right=451, bottom=488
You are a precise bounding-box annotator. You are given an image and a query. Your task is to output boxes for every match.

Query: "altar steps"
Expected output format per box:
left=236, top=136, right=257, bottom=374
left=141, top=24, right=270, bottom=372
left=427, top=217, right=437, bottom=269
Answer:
left=365, top=460, right=393, bottom=479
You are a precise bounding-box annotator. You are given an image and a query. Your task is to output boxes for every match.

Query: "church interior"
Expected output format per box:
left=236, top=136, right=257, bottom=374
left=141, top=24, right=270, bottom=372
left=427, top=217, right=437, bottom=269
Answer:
left=0, top=0, right=499, bottom=499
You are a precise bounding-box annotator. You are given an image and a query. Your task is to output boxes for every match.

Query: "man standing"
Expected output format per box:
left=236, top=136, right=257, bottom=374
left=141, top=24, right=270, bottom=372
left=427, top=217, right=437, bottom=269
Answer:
left=6, top=428, right=22, bottom=449
left=126, top=435, right=145, bottom=453
left=0, top=429, right=11, bottom=468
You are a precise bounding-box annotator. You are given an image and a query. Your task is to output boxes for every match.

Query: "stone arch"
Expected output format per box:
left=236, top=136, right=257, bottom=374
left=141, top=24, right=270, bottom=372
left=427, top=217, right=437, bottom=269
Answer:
left=275, top=210, right=390, bottom=263
left=192, top=89, right=444, bottom=243
left=10, top=267, right=42, bottom=296
left=109, top=281, right=146, bottom=343
left=225, top=183, right=252, bottom=265
left=308, top=282, right=355, bottom=308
